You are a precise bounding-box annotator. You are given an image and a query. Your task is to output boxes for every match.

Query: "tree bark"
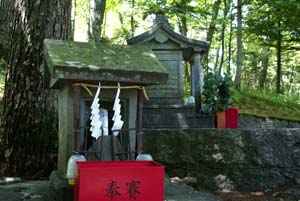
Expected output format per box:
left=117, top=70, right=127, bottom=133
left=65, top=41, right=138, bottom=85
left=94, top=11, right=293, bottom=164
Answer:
left=89, top=0, right=106, bottom=42
left=0, top=0, right=14, bottom=61
left=0, top=0, right=71, bottom=176
left=234, top=0, right=243, bottom=91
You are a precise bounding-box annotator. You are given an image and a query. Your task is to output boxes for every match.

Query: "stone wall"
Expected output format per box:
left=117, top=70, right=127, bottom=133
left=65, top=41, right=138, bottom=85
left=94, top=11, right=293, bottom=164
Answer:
left=239, top=114, right=300, bottom=129
left=142, top=128, right=300, bottom=190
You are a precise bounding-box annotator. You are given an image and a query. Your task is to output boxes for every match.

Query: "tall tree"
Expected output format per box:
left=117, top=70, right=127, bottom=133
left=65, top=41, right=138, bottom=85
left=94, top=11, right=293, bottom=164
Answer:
left=246, top=0, right=300, bottom=93
left=227, top=3, right=234, bottom=73
left=258, top=47, right=271, bottom=89
left=219, top=0, right=232, bottom=73
left=203, top=0, right=222, bottom=71
left=234, top=0, right=243, bottom=90
left=89, top=0, right=106, bottom=42
left=206, top=0, right=222, bottom=47
left=0, top=0, right=72, bottom=176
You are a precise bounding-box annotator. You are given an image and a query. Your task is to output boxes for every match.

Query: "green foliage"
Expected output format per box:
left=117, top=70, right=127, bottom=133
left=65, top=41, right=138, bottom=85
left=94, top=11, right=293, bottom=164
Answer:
left=232, top=88, right=300, bottom=122
left=202, top=72, right=233, bottom=113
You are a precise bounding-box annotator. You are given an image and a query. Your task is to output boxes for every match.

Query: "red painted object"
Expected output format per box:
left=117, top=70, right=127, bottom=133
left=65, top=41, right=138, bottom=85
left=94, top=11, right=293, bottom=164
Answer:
left=225, top=108, right=239, bottom=128
left=74, top=161, right=164, bottom=201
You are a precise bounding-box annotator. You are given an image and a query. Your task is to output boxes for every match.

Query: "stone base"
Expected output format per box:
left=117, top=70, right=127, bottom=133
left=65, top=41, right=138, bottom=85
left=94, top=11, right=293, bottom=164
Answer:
left=49, top=171, right=73, bottom=201
left=143, top=105, right=215, bottom=129
left=142, top=128, right=300, bottom=190
left=144, top=97, right=185, bottom=106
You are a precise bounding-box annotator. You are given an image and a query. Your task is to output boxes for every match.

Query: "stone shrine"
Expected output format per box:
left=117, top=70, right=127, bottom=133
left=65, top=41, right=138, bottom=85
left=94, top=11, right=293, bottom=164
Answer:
left=127, top=15, right=213, bottom=128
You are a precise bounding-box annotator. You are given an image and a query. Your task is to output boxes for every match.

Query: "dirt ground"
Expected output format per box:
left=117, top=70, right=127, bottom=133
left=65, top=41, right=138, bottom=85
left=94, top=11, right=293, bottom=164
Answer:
left=206, top=187, right=300, bottom=201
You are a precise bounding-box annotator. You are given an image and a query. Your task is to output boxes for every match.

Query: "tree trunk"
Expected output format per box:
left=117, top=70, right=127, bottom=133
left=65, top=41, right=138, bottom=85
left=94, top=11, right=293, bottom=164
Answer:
left=227, top=4, right=234, bottom=73
left=204, top=0, right=222, bottom=68
left=206, top=0, right=222, bottom=46
left=276, top=21, right=282, bottom=94
left=130, top=0, right=135, bottom=37
left=258, top=47, right=270, bottom=89
left=219, top=0, right=232, bottom=74
left=179, top=16, right=188, bottom=37
left=89, top=0, right=106, bottom=42
left=215, top=45, right=220, bottom=72
left=234, top=0, right=243, bottom=91
left=0, top=0, right=71, bottom=176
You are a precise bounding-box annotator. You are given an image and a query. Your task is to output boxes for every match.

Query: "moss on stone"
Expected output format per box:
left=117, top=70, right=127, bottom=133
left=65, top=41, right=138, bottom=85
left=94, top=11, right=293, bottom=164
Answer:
left=44, top=39, right=167, bottom=74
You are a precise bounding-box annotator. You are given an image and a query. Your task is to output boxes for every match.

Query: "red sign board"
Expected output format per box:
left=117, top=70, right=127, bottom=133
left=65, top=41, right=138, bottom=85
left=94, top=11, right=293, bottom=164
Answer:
left=74, top=161, right=164, bottom=201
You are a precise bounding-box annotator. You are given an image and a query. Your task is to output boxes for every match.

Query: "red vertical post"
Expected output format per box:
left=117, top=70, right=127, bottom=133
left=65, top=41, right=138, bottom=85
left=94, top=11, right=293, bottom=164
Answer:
left=74, top=85, right=81, bottom=152
left=136, top=88, right=144, bottom=155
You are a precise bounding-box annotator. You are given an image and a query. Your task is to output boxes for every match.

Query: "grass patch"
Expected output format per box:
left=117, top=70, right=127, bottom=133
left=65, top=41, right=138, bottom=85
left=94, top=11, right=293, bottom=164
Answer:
left=232, top=89, right=300, bottom=122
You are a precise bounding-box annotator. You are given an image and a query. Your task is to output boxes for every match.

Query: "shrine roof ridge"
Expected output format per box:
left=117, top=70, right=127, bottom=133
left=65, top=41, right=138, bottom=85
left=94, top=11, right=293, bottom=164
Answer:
left=127, top=15, right=210, bottom=52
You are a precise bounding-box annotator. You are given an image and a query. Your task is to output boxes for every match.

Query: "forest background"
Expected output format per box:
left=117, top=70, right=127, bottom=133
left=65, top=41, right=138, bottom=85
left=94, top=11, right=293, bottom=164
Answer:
left=0, top=0, right=299, bottom=176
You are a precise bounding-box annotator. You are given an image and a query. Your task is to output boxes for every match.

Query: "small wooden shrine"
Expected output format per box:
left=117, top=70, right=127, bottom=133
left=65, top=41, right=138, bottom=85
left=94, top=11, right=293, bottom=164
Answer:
left=43, top=39, right=168, bottom=173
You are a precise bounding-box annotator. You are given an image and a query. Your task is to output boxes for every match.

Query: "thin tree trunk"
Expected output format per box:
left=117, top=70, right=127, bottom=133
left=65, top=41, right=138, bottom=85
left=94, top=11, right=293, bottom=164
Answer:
left=71, top=0, right=77, bottom=40
left=179, top=16, right=188, bottom=37
left=258, top=47, right=270, bottom=89
left=219, top=0, right=232, bottom=74
left=102, top=9, right=107, bottom=37
left=288, top=64, right=295, bottom=94
left=204, top=0, right=222, bottom=68
left=0, top=0, right=71, bottom=176
left=215, top=45, right=220, bottom=72
left=219, top=26, right=225, bottom=74
left=206, top=0, right=222, bottom=46
left=130, top=0, right=135, bottom=37
left=89, top=0, right=106, bottom=42
left=227, top=4, right=234, bottom=73
left=276, top=21, right=282, bottom=94
left=234, top=0, right=243, bottom=91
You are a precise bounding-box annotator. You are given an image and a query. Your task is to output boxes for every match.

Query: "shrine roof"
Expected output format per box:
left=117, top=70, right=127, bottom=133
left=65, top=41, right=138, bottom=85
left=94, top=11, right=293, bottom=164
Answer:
left=44, top=39, right=168, bottom=88
left=127, top=15, right=209, bottom=53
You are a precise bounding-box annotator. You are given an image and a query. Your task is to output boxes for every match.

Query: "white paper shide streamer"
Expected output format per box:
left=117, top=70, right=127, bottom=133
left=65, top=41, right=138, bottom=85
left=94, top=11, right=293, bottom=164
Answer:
left=111, top=83, right=124, bottom=136
left=90, top=83, right=102, bottom=139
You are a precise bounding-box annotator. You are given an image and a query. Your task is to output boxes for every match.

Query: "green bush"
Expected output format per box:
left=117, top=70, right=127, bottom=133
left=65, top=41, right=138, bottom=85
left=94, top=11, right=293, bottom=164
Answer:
left=202, top=72, right=233, bottom=113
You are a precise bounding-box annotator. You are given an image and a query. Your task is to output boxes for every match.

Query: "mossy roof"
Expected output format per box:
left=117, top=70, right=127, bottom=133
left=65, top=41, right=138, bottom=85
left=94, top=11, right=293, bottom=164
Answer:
left=44, top=39, right=168, bottom=88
